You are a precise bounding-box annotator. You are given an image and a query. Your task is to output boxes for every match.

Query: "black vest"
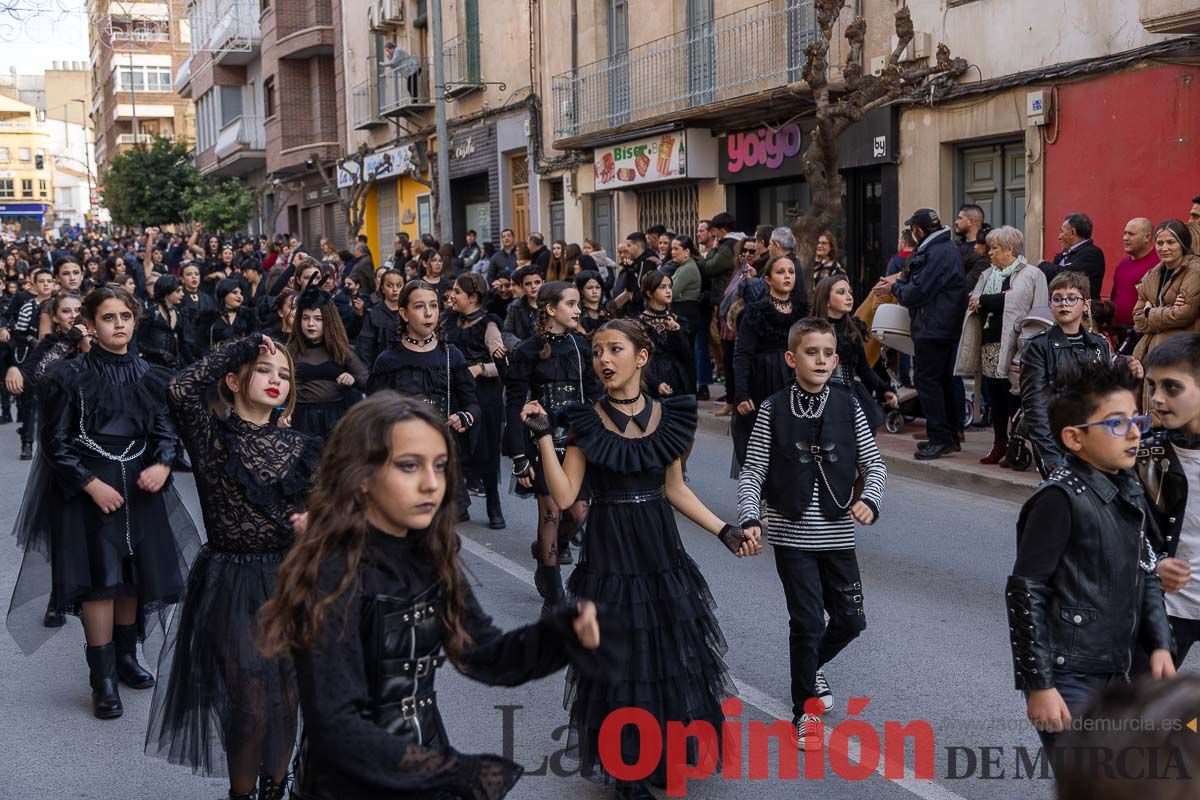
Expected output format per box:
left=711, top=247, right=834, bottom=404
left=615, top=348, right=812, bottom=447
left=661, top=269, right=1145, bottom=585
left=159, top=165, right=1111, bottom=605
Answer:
left=764, top=382, right=858, bottom=521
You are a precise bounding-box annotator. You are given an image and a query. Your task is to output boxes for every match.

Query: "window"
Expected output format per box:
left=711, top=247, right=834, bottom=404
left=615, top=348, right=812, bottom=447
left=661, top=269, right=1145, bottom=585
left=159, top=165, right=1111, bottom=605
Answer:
left=0, top=148, right=9, bottom=162
left=263, top=77, right=276, bottom=119
left=115, top=65, right=173, bottom=92
left=220, top=85, right=243, bottom=127
left=38, top=179, right=46, bottom=197
left=21, top=179, right=32, bottom=197
left=18, top=147, right=29, bottom=161
left=0, top=179, right=13, bottom=198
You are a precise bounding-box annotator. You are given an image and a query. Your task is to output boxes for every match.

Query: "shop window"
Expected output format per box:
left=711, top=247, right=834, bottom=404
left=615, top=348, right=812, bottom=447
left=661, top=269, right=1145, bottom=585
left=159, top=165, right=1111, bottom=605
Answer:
left=635, top=184, right=699, bottom=242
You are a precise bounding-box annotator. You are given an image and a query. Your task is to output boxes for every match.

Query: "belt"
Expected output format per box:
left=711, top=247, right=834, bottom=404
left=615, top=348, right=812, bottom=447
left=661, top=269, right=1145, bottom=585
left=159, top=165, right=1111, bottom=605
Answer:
left=589, top=487, right=666, bottom=505
left=379, top=690, right=438, bottom=721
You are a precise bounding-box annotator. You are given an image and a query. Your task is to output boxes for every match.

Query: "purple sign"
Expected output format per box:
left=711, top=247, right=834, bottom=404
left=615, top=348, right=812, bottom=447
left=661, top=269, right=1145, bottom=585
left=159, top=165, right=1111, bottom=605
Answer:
left=722, top=123, right=803, bottom=177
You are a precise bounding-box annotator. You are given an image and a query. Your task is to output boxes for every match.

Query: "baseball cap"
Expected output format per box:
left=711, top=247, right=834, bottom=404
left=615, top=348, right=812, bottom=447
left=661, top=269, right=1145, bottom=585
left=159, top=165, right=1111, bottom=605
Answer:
left=904, top=208, right=941, bottom=229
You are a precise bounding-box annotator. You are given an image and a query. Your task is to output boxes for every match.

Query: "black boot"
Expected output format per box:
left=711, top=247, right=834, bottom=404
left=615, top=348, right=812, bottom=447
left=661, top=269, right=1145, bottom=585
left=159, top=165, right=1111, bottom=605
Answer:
left=19, top=441, right=32, bottom=460
left=42, top=596, right=64, bottom=628
left=227, top=791, right=255, bottom=800
left=485, top=489, right=506, bottom=530
left=85, top=643, right=123, bottom=719
left=258, top=773, right=287, bottom=800
left=615, top=780, right=654, bottom=800
left=535, top=564, right=565, bottom=617
left=113, top=624, right=155, bottom=689
left=0, top=399, right=11, bottom=425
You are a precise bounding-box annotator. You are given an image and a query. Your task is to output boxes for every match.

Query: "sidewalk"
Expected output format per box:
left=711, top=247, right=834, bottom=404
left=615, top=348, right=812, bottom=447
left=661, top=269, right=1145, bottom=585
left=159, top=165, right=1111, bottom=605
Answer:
left=696, top=387, right=1040, bottom=505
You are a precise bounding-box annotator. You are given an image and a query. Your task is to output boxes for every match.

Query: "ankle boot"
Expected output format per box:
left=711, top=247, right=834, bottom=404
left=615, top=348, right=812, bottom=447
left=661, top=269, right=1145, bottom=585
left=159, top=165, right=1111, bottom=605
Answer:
left=113, top=624, right=155, bottom=689
left=19, top=441, right=32, bottom=460
left=485, top=489, right=506, bottom=530
left=85, top=643, right=123, bottom=719
left=980, top=440, right=1007, bottom=465
left=258, top=773, right=287, bottom=800
left=537, top=564, right=565, bottom=617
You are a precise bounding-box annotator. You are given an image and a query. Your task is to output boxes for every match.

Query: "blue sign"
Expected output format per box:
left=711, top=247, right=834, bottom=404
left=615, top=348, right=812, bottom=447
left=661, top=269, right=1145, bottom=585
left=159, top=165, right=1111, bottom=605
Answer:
left=0, top=203, right=48, bottom=214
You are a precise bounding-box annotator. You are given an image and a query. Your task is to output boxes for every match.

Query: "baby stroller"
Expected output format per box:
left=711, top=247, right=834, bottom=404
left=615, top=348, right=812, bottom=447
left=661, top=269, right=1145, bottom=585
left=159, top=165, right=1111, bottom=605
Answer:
left=1002, top=308, right=1055, bottom=472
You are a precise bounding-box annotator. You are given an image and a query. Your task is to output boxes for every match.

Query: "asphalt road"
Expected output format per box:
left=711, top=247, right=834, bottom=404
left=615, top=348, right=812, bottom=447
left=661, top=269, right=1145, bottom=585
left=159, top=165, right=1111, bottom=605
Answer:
left=3, top=415, right=1192, bottom=800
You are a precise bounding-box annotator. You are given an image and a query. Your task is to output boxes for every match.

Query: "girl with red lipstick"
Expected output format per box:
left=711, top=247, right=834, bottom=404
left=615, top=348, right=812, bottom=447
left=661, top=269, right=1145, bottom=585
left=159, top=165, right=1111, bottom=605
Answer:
left=6, top=286, right=201, bottom=721
left=146, top=332, right=318, bottom=800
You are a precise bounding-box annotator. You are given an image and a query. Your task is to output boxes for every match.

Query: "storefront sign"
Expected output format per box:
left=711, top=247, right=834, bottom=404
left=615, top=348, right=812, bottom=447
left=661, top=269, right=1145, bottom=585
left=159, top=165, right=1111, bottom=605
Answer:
left=594, top=132, right=688, bottom=188
left=338, top=144, right=415, bottom=189
left=452, top=136, right=476, bottom=159
left=719, top=124, right=806, bottom=183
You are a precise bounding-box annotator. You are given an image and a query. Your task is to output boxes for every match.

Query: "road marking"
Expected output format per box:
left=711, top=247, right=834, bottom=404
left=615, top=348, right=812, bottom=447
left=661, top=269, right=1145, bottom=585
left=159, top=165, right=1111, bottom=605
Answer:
left=459, top=533, right=971, bottom=800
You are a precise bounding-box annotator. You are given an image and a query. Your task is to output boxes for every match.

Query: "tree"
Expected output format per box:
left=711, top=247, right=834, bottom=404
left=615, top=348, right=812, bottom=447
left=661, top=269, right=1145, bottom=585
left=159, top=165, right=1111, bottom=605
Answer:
left=100, top=136, right=201, bottom=228
left=790, top=1, right=967, bottom=279
left=186, top=178, right=257, bottom=235
left=310, top=143, right=394, bottom=248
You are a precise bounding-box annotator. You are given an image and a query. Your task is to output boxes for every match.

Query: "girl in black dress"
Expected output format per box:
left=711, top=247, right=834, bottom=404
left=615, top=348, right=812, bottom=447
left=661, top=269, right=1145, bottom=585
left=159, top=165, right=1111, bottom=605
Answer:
left=355, top=268, right=404, bottom=368
left=732, top=255, right=806, bottom=470
left=445, top=272, right=507, bottom=530
left=196, top=278, right=257, bottom=355
left=521, top=319, right=758, bottom=799
left=258, top=393, right=604, bottom=800
left=6, top=286, right=201, bottom=719
left=137, top=274, right=189, bottom=368
left=638, top=269, right=696, bottom=399
left=575, top=270, right=610, bottom=336
left=811, top=273, right=897, bottom=430
left=420, top=249, right=450, bottom=306
left=146, top=333, right=317, bottom=800
left=505, top=281, right=603, bottom=613
left=368, top=280, right=480, bottom=521
left=288, top=282, right=369, bottom=444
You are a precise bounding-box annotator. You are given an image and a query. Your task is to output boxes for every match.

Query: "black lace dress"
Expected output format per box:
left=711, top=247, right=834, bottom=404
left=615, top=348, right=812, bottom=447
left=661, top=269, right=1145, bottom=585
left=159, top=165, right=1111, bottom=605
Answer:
left=731, top=299, right=805, bottom=470
left=561, top=396, right=733, bottom=783
left=639, top=309, right=696, bottom=398
left=443, top=311, right=504, bottom=497
left=146, top=334, right=319, bottom=778
left=292, top=527, right=608, bottom=800
left=6, top=343, right=202, bottom=656
left=291, top=344, right=370, bottom=444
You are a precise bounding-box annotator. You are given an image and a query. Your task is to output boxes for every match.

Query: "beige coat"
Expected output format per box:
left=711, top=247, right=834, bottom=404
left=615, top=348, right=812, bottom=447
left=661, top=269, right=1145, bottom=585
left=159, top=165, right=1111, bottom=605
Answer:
left=954, top=259, right=1048, bottom=379
left=1132, top=254, right=1200, bottom=361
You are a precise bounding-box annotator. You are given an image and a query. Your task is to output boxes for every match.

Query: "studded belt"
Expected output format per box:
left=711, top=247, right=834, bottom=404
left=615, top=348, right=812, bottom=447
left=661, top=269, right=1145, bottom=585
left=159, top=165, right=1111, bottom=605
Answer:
left=589, top=487, right=667, bottom=505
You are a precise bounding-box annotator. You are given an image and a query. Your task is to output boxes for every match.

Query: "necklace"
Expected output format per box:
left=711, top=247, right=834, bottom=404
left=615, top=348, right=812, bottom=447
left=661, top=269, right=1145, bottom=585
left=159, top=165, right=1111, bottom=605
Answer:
left=789, top=383, right=829, bottom=419
left=606, top=392, right=642, bottom=405
left=770, top=296, right=792, bottom=312
left=403, top=332, right=436, bottom=346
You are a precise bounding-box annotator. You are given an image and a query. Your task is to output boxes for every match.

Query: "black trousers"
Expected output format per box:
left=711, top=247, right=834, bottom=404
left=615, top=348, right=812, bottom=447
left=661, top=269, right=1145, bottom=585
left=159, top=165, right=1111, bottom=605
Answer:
left=983, top=376, right=1013, bottom=444
left=1170, top=615, right=1200, bottom=666
left=913, top=338, right=961, bottom=446
left=773, top=546, right=866, bottom=719
left=16, top=393, right=36, bottom=447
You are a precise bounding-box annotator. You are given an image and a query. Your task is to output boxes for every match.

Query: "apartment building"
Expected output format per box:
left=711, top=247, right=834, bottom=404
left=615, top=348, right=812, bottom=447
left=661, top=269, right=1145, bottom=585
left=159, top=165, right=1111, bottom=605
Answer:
left=0, top=95, right=55, bottom=234
left=87, top=0, right=195, bottom=174
left=898, top=0, right=1200, bottom=283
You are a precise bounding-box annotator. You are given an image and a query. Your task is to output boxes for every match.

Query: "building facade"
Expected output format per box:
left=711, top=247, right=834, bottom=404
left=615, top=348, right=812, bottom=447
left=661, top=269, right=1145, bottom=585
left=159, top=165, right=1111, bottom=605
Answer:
left=0, top=95, right=55, bottom=233
left=87, top=0, right=195, bottom=174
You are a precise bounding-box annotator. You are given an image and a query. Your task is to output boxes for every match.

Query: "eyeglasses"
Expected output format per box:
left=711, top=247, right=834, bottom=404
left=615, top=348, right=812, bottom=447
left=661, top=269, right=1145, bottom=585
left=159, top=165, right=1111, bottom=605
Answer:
left=1071, top=415, right=1151, bottom=437
left=1049, top=295, right=1085, bottom=307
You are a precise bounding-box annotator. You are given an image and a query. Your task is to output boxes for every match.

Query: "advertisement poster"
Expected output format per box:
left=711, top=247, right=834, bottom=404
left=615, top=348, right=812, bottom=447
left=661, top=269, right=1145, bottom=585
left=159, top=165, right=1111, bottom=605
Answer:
left=593, top=132, right=687, bottom=189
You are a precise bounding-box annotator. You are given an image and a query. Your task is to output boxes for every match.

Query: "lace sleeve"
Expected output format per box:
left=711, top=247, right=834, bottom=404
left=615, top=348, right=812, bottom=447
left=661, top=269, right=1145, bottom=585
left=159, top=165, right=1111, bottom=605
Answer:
left=167, top=334, right=263, bottom=454
left=455, top=580, right=572, bottom=686
left=24, top=333, right=78, bottom=389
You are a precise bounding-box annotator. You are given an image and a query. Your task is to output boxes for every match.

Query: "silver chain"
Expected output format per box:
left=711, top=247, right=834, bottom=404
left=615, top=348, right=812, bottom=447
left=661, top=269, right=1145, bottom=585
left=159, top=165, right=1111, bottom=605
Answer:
left=788, top=384, right=829, bottom=419
left=74, top=392, right=146, bottom=556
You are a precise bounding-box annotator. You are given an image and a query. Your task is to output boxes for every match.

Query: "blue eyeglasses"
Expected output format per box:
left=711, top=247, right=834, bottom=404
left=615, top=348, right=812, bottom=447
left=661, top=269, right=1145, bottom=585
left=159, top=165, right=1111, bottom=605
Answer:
left=1072, top=415, right=1152, bottom=437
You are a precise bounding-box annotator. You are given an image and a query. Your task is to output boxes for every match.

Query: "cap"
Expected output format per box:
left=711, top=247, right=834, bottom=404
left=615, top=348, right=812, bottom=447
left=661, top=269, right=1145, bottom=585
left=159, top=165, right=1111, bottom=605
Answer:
left=904, top=208, right=941, bottom=229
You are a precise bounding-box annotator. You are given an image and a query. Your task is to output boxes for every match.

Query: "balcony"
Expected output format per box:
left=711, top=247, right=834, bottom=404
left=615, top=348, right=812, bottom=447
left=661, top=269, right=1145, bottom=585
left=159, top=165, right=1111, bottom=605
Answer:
left=207, top=115, right=266, bottom=175
left=115, top=133, right=156, bottom=145
left=352, top=79, right=386, bottom=129
left=378, top=62, right=432, bottom=117
left=190, top=0, right=262, bottom=64
left=111, top=28, right=170, bottom=44
left=175, top=54, right=192, bottom=96
left=1139, top=0, right=1200, bottom=33
left=552, top=0, right=817, bottom=146
left=443, top=33, right=483, bottom=100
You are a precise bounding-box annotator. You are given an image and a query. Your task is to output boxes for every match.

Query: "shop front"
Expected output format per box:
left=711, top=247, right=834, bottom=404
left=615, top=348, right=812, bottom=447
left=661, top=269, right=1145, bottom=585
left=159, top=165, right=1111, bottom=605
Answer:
left=719, top=121, right=810, bottom=234
left=339, top=143, right=416, bottom=262
left=444, top=121, right=499, bottom=246
left=0, top=202, right=52, bottom=236
left=589, top=128, right=720, bottom=240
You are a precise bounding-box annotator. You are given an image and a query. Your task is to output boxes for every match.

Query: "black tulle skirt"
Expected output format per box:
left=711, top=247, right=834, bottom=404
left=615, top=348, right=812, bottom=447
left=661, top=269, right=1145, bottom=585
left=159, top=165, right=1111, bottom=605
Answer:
left=464, top=376, right=502, bottom=484
left=145, top=546, right=298, bottom=777
left=6, top=450, right=202, bottom=657
left=564, top=494, right=733, bottom=784
left=290, top=396, right=357, bottom=444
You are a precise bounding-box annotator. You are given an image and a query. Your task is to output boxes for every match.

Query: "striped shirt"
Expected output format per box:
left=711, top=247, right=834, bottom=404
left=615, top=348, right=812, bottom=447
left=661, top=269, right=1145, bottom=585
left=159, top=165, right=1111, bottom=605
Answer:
left=737, top=390, right=886, bottom=550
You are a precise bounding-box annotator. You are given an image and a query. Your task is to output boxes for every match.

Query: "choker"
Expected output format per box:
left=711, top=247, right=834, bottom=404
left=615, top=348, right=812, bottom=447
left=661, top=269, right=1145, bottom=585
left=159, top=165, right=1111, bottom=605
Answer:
left=606, top=392, right=642, bottom=405
left=643, top=308, right=670, bottom=318
left=403, top=332, right=437, bottom=346
left=770, top=296, right=792, bottom=312
left=789, top=383, right=829, bottom=419
left=544, top=331, right=568, bottom=342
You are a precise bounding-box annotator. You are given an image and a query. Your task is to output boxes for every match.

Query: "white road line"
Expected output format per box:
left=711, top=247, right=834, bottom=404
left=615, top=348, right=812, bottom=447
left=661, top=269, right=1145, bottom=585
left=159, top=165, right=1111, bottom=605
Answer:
left=458, top=533, right=971, bottom=800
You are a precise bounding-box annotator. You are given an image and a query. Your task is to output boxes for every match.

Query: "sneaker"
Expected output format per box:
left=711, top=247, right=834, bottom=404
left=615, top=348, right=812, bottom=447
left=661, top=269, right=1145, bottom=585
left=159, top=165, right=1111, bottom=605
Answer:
left=814, top=670, right=834, bottom=711
left=795, top=714, right=823, bottom=750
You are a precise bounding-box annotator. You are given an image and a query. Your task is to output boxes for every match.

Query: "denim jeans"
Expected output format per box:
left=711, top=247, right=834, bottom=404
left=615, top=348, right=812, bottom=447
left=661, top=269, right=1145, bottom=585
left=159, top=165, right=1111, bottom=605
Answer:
left=1022, top=671, right=1126, bottom=755
left=773, top=546, right=867, bottom=719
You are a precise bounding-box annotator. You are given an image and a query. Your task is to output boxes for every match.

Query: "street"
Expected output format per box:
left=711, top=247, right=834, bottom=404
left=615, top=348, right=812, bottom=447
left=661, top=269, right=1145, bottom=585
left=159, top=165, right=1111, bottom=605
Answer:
left=2, top=418, right=1188, bottom=800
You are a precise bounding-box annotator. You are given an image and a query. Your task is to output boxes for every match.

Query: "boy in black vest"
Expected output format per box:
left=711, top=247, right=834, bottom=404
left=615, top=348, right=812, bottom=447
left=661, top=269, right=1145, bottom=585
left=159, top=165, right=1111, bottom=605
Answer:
left=737, top=317, right=886, bottom=747
left=1008, top=359, right=1174, bottom=759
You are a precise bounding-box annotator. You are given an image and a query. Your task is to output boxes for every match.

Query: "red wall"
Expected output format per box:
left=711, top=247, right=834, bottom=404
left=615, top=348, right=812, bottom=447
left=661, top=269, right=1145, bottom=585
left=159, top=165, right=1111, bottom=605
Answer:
left=1042, top=63, right=1200, bottom=297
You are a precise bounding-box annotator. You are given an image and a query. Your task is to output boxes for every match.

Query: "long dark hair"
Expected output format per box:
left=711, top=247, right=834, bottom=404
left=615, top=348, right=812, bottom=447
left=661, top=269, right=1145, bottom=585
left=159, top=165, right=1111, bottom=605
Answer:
left=289, top=300, right=354, bottom=365
left=260, top=393, right=474, bottom=661
left=812, top=273, right=860, bottom=346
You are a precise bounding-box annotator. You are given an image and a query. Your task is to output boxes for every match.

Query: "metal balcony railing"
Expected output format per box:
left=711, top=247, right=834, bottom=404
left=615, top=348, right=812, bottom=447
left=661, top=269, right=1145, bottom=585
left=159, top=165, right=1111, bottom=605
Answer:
left=190, top=0, right=261, bottom=55
left=215, top=115, right=265, bottom=158
left=378, top=62, right=432, bottom=116
left=111, top=28, right=171, bottom=43
left=443, top=32, right=482, bottom=99
left=116, top=133, right=163, bottom=145
left=352, top=79, right=385, bottom=129
left=552, top=0, right=818, bottom=141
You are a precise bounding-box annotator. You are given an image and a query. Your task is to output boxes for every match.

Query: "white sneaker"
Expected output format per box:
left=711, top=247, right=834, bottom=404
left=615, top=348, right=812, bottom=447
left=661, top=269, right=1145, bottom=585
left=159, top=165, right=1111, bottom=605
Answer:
left=814, top=669, right=834, bottom=711
left=795, top=713, right=823, bottom=750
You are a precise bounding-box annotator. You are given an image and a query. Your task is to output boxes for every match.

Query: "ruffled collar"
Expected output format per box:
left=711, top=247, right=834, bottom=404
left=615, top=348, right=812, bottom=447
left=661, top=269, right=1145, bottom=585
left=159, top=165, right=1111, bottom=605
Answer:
left=563, top=395, right=697, bottom=473
left=88, top=344, right=137, bottom=364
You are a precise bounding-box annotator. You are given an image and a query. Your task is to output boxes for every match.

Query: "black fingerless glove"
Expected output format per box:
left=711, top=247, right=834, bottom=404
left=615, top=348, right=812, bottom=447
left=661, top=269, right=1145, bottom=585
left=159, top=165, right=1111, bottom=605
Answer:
left=718, top=523, right=748, bottom=555
left=523, top=412, right=553, bottom=440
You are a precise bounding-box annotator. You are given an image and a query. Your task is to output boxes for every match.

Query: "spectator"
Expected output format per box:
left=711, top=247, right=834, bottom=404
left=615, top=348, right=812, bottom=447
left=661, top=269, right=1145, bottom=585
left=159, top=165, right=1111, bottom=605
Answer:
left=878, top=207, right=967, bottom=460
left=812, top=230, right=843, bottom=285
left=953, top=204, right=990, bottom=289
left=700, top=212, right=737, bottom=301
left=1189, top=195, right=1200, bottom=255
left=527, top=232, right=551, bottom=274
left=491, top=228, right=518, bottom=278
left=347, top=241, right=377, bottom=295
left=610, top=231, right=660, bottom=317
left=644, top=224, right=667, bottom=257
left=1111, top=217, right=1158, bottom=349
left=1052, top=213, right=1106, bottom=300
left=885, top=229, right=916, bottom=276
left=954, top=226, right=1048, bottom=465
left=1132, top=219, right=1200, bottom=364
left=473, top=241, right=495, bottom=279
left=458, top=229, right=481, bottom=271
left=581, top=238, right=615, bottom=290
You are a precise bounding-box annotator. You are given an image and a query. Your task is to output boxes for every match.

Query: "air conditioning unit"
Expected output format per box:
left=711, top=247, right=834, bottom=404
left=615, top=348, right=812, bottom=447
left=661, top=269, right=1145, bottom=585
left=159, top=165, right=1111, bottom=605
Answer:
left=889, top=31, right=932, bottom=63
left=382, top=0, right=405, bottom=25
left=367, top=5, right=383, bottom=32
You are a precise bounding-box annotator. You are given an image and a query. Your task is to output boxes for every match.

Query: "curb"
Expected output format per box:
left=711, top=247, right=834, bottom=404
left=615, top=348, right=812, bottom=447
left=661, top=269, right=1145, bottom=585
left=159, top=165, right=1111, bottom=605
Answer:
left=697, top=408, right=1036, bottom=505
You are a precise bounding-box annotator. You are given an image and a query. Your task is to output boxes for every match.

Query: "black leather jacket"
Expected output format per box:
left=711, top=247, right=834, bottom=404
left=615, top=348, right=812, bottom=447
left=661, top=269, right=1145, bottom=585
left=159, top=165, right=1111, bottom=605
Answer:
left=1006, top=459, right=1174, bottom=690
left=1137, top=430, right=1190, bottom=560
left=1018, top=326, right=1111, bottom=474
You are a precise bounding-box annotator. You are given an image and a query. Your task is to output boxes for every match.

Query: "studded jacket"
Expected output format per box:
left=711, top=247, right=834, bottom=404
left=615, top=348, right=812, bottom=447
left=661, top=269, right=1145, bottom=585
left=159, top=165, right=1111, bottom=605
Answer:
left=1006, top=459, right=1174, bottom=690
left=1136, top=429, right=1189, bottom=560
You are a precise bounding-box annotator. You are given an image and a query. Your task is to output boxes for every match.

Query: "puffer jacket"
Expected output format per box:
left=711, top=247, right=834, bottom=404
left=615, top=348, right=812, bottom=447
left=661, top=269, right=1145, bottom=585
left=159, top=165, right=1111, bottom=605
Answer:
left=892, top=227, right=967, bottom=343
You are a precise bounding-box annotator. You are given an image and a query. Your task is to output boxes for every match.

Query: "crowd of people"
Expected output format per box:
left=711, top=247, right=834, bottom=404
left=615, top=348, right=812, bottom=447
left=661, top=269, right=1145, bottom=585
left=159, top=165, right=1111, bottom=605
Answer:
left=2, top=194, right=1200, bottom=800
